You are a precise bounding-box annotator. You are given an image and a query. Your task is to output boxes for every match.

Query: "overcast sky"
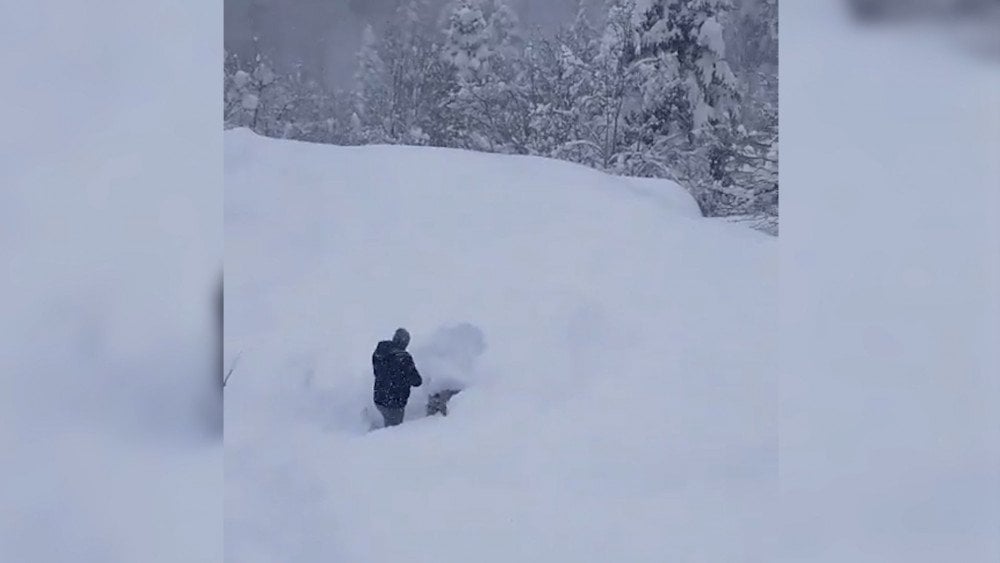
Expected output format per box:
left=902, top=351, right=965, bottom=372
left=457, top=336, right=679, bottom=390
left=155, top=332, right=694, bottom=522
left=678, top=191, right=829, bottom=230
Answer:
left=225, top=0, right=583, bottom=89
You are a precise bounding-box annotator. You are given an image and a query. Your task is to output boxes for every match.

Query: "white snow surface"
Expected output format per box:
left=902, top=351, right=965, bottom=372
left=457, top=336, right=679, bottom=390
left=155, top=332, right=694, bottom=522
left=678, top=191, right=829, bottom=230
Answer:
left=225, top=130, right=776, bottom=562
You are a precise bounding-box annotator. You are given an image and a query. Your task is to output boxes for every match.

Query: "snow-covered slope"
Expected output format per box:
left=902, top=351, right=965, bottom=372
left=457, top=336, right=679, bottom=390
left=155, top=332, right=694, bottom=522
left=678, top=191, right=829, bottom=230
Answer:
left=224, top=129, right=776, bottom=562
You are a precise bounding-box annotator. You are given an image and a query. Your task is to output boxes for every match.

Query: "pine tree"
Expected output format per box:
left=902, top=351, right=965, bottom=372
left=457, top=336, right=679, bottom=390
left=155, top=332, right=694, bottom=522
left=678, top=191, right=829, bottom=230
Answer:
left=442, top=1, right=491, bottom=82
left=610, top=0, right=742, bottom=211
left=531, top=0, right=627, bottom=167
left=382, top=0, right=452, bottom=145
left=441, top=0, right=529, bottom=153
left=631, top=0, right=739, bottom=136
left=223, top=45, right=296, bottom=138
left=704, top=0, right=778, bottom=223
left=221, top=0, right=778, bottom=231
left=567, top=0, right=598, bottom=61
left=483, top=0, right=523, bottom=57
left=354, top=25, right=391, bottom=143
left=588, top=0, right=644, bottom=171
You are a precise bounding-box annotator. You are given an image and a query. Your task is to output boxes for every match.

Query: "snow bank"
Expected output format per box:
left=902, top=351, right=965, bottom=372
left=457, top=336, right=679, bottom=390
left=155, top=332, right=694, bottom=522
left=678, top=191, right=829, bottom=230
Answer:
left=225, top=130, right=776, bottom=562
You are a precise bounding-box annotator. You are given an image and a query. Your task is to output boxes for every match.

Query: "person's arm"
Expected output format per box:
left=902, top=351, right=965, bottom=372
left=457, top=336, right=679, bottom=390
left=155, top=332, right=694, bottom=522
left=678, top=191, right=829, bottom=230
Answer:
left=403, top=353, right=422, bottom=387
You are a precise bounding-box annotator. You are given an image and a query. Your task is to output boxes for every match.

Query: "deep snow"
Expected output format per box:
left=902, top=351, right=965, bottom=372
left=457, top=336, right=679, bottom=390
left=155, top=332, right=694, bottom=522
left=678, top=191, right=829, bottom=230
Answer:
left=224, top=129, right=775, bottom=562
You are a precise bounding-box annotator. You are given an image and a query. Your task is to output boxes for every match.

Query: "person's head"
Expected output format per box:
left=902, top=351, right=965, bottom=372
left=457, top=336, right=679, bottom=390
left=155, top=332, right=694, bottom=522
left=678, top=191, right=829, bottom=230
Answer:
left=392, top=327, right=411, bottom=349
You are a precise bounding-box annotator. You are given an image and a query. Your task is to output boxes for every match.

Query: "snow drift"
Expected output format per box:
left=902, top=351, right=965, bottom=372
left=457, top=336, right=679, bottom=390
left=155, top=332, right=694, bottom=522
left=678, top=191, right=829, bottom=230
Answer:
left=225, top=129, right=776, bottom=562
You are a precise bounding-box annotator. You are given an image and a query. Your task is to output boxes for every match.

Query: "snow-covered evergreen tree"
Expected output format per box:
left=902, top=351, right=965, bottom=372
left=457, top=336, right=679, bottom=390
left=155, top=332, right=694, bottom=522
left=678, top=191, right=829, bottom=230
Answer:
left=222, top=0, right=779, bottom=232
left=354, top=25, right=391, bottom=143
left=391, top=0, right=456, bottom=146
left=224, top=50, right=253, bottom=129
left=442, top=1, right=492, bottom=82
left=441, top=0, right=530, bottom=152
left=523, top=0, right=600, bottom=161
left=706, top=0, right=778, bottom=227
left=223, top=47, right=298, bottom=138
left=631, top=0, right=739, bottom=133
left=619, top=0, right=748, bottom=215
left=354, top=3, right=457, bottom=146
left=483, top=0, right=523, bottom=58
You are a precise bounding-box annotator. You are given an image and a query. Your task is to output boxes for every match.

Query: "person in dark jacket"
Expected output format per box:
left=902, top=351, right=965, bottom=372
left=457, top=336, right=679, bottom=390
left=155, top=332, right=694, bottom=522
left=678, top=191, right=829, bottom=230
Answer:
left=372, top=328, right=422, bottom=427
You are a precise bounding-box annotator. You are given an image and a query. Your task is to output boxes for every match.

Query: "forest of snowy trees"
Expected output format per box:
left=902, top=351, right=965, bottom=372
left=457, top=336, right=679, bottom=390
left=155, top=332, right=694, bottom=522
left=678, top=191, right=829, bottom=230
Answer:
left=225, top=0, right=778, bottom=233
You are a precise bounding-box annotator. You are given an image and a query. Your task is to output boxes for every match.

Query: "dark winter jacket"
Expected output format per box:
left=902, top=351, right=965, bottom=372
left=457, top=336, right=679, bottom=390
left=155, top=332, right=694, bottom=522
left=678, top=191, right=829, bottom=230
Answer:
left=372, top=340, right=422, bottom=408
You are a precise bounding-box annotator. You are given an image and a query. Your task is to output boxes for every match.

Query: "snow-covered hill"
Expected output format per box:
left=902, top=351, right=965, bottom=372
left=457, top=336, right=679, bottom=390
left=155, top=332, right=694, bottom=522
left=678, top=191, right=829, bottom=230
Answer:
left=224, top=129, right=776, bottom=562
